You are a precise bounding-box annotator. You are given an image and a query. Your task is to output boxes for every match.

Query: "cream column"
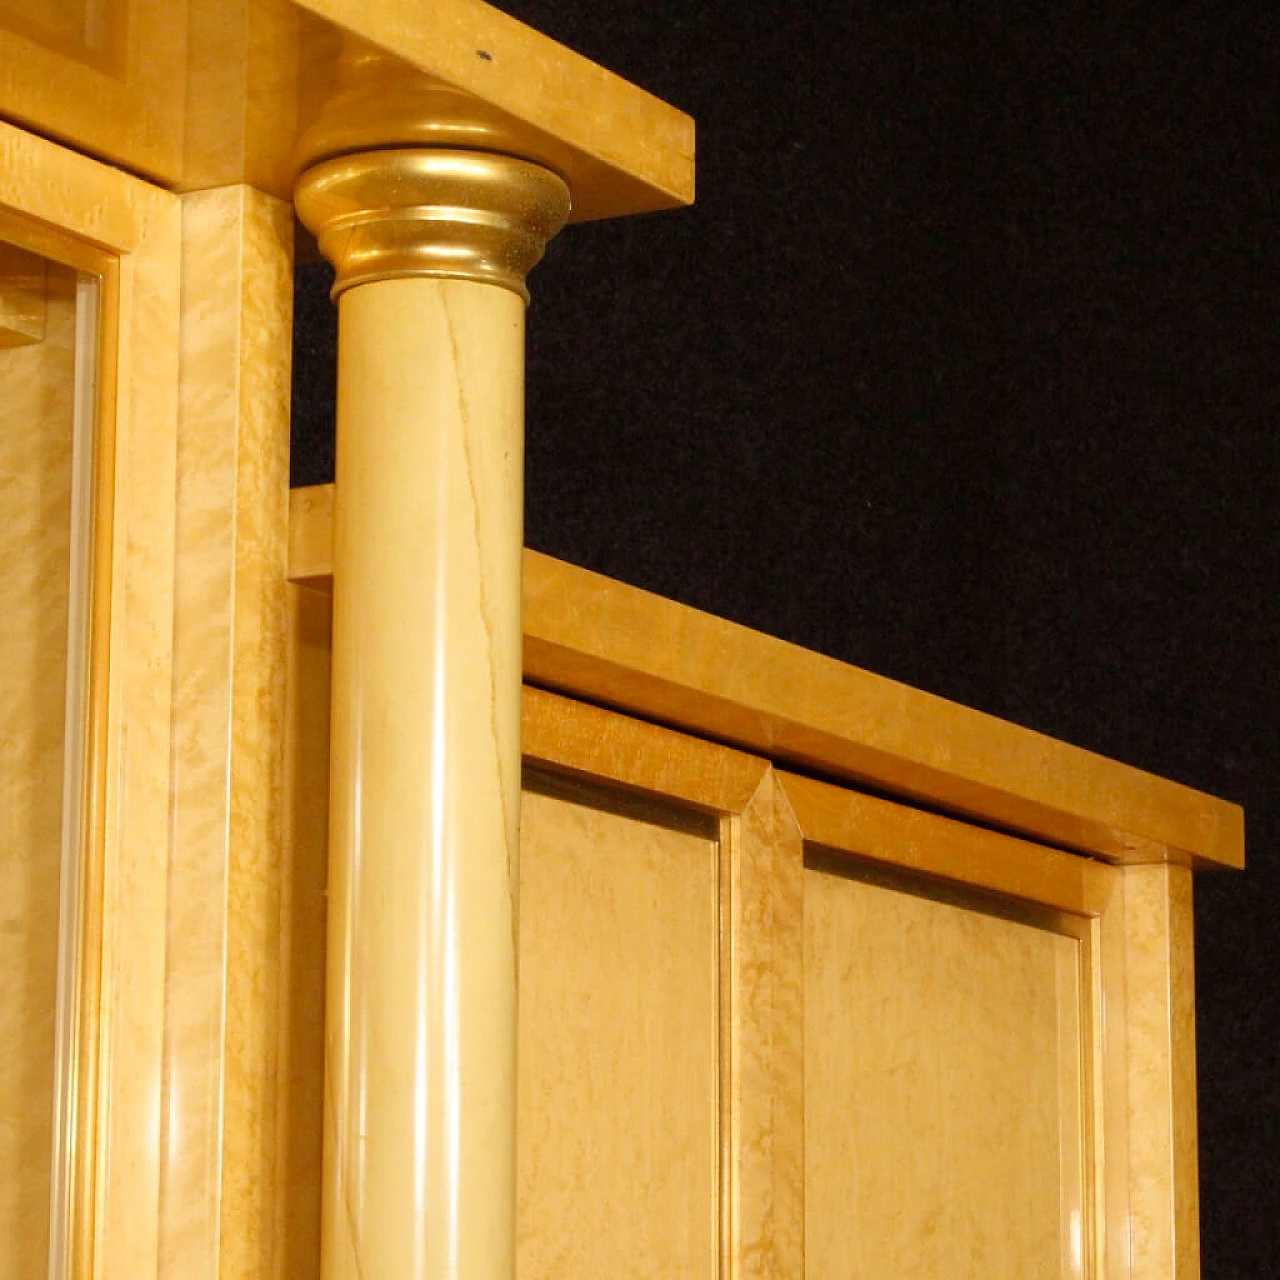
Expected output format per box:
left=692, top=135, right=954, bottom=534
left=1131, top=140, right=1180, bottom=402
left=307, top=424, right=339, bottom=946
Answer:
left=295, top=151, right=569, bottom=1280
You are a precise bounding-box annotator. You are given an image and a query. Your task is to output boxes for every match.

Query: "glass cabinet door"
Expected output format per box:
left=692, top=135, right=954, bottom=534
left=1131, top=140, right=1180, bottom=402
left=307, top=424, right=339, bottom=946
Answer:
left=0, top=241, right=98, bottom=1280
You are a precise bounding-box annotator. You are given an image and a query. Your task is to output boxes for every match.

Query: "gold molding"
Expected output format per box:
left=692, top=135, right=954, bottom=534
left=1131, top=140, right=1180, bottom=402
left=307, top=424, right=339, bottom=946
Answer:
left=294, top=147, right=569, bottom=301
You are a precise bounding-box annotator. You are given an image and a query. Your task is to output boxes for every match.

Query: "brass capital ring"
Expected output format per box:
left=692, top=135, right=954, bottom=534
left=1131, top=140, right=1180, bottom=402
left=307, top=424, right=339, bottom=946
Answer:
left=295, top=150, right=571, bottom=303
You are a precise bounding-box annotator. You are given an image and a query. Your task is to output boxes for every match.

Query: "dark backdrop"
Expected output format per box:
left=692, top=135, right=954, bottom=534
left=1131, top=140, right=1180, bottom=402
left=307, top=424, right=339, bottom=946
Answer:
left=291, top=2, right=1278, bottom=1270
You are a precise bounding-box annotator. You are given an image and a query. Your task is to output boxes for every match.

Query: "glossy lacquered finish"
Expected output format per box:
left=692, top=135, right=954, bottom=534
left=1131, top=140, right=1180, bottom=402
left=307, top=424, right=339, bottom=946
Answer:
left=295, top=148, right=571, bottom=301
left=322, top=272, right=528, bottom=1280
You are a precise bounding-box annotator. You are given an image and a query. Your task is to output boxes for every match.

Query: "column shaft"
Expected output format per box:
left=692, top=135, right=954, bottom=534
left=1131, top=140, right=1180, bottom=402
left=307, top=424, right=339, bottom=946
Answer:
left=324, top=276, right=525, bottom=1280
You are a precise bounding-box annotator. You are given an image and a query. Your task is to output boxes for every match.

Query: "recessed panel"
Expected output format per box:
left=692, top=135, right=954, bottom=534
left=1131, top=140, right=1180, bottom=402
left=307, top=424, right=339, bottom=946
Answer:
left=804, top=859, right=1086, bottom=1279
left=0, top=256, right=87, bottom=1278
left=518, top=779, right=719, bottom=1280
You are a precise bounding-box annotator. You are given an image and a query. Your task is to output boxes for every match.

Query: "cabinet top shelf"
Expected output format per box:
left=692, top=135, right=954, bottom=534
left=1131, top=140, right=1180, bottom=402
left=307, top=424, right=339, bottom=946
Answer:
left=0, top=0, right=695, bottom=221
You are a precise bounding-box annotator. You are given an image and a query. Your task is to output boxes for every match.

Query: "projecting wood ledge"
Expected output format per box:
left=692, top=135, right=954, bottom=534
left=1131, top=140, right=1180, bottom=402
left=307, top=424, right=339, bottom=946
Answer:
left=288, top=483, right=1244, bottom=872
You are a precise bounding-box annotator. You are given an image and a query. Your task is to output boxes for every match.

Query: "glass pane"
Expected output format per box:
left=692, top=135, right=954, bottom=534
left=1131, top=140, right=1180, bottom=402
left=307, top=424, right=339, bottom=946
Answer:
left=0, top=243, right=97, bottom=1280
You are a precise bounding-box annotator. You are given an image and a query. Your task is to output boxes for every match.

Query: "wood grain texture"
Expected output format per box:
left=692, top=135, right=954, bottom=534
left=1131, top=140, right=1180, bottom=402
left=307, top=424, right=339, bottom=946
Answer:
left=0, top=119, right=182, bottom=1280
left=1121, top=864, right=1200, bottom=1278
left=159, top=184, right=294, bottom=1280
left=518, top=783, right=720, bottom=1280
left=0, top=0, right=185, bottom=184
left=0, top=0, right=692, bottom=217
left=782, top=769, right=1114, bottom=918
left=524, top=683, right=766, bottom=815
left=291, top=0, right=694, bottom=220
left=0, top=242, right=46, bottom=345
left=275, top=585, right=331, bottom=1280
left=804, top=859, right=1087, bottom=1279
left=723, top=770, right=804, bottom=1280
left=287, top=490, right=1242, bottom=870
left=0, top=257, right=77, bottom=1280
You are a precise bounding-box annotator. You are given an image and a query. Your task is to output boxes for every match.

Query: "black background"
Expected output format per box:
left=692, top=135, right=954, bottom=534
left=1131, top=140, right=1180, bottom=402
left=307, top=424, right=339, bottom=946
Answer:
left=291, top=1, right=1278, bottom=1269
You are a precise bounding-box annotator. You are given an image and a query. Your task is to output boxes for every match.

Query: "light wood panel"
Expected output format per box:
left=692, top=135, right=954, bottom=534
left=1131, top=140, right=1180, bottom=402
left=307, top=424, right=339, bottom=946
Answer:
left=523, top=683, right=766, bottom=814
left=286, top=486, right=1244, bottom=870
left=519, top=781, right=720, bottom=1279
left=723, top=769, right=805, bottom=1280
left=0, top=119, right=181, bottom=1280
left=804, top=858, right=1088, bottom=1279
left=274, top=584, right=331, bottom=1280
left=159, top=184, right=294, bottom=1280
left=1121, top=864, right=1200, bottom=1277
left=0, top=256, right=78, bottom=1280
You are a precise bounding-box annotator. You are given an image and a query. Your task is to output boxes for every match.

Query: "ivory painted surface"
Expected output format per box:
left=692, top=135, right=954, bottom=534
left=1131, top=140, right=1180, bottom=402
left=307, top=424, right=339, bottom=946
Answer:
left=518, top=782, right=720, bottom=1279
left=0, top=119, right=181, bottom=1280
left=0, top=256, right=77, bottom=1280
left=324, top=276, right=525, bottom=1280
left=804, top=861, right=1087, bottom=1278
left=160, top=184, right=293, bottom=1280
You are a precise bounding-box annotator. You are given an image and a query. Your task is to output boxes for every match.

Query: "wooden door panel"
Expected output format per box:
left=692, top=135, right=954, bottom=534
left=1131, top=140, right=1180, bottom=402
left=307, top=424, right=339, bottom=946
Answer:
left=804, top=858, right=1087, bottom=1279
left=519, top=778, right=720, bottom=1279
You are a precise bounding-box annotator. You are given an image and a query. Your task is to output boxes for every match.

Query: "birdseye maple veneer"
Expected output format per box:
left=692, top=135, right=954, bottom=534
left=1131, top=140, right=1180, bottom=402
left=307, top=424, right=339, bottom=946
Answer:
left=0, top=2, right=1242, bottom=1279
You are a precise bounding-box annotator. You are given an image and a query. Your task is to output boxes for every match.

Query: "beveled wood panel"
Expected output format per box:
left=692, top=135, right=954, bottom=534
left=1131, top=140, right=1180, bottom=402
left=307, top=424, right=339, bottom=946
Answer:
left=286, top=485, right=1244, bottom=870
left=0, top=257, right=78, bottom=1280
left=518, top=781, right=719, bottom=1280
left=804, top=859, right=1087, bottom=1279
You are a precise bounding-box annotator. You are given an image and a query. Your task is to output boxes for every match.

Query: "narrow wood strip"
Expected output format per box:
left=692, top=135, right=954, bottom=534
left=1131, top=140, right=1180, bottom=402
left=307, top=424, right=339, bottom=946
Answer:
left=722, top=770, right=804, bottom=1280
left=523, top=685, right=767, bottom=816
left=780, top=770, right=1115, bottom=918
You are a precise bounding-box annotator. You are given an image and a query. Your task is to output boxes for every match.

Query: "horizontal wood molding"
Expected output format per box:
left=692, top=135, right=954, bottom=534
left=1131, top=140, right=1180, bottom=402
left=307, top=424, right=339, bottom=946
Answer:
left=524, top=685, right=767, bottom=815
left=780, top=770, right=1116, bottom=919
left=287, top=483, right=1244, bottom=871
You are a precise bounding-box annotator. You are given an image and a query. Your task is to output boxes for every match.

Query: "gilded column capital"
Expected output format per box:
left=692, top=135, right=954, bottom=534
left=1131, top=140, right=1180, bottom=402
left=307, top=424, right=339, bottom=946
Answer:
left=293, top=43, right=570, bottom=301
left=295, top=149, right=570, bottom=302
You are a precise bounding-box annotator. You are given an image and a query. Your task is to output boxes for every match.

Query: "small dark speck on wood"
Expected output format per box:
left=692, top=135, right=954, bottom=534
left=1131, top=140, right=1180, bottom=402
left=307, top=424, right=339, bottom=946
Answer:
left=477, top=48, right=493, bottom=61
